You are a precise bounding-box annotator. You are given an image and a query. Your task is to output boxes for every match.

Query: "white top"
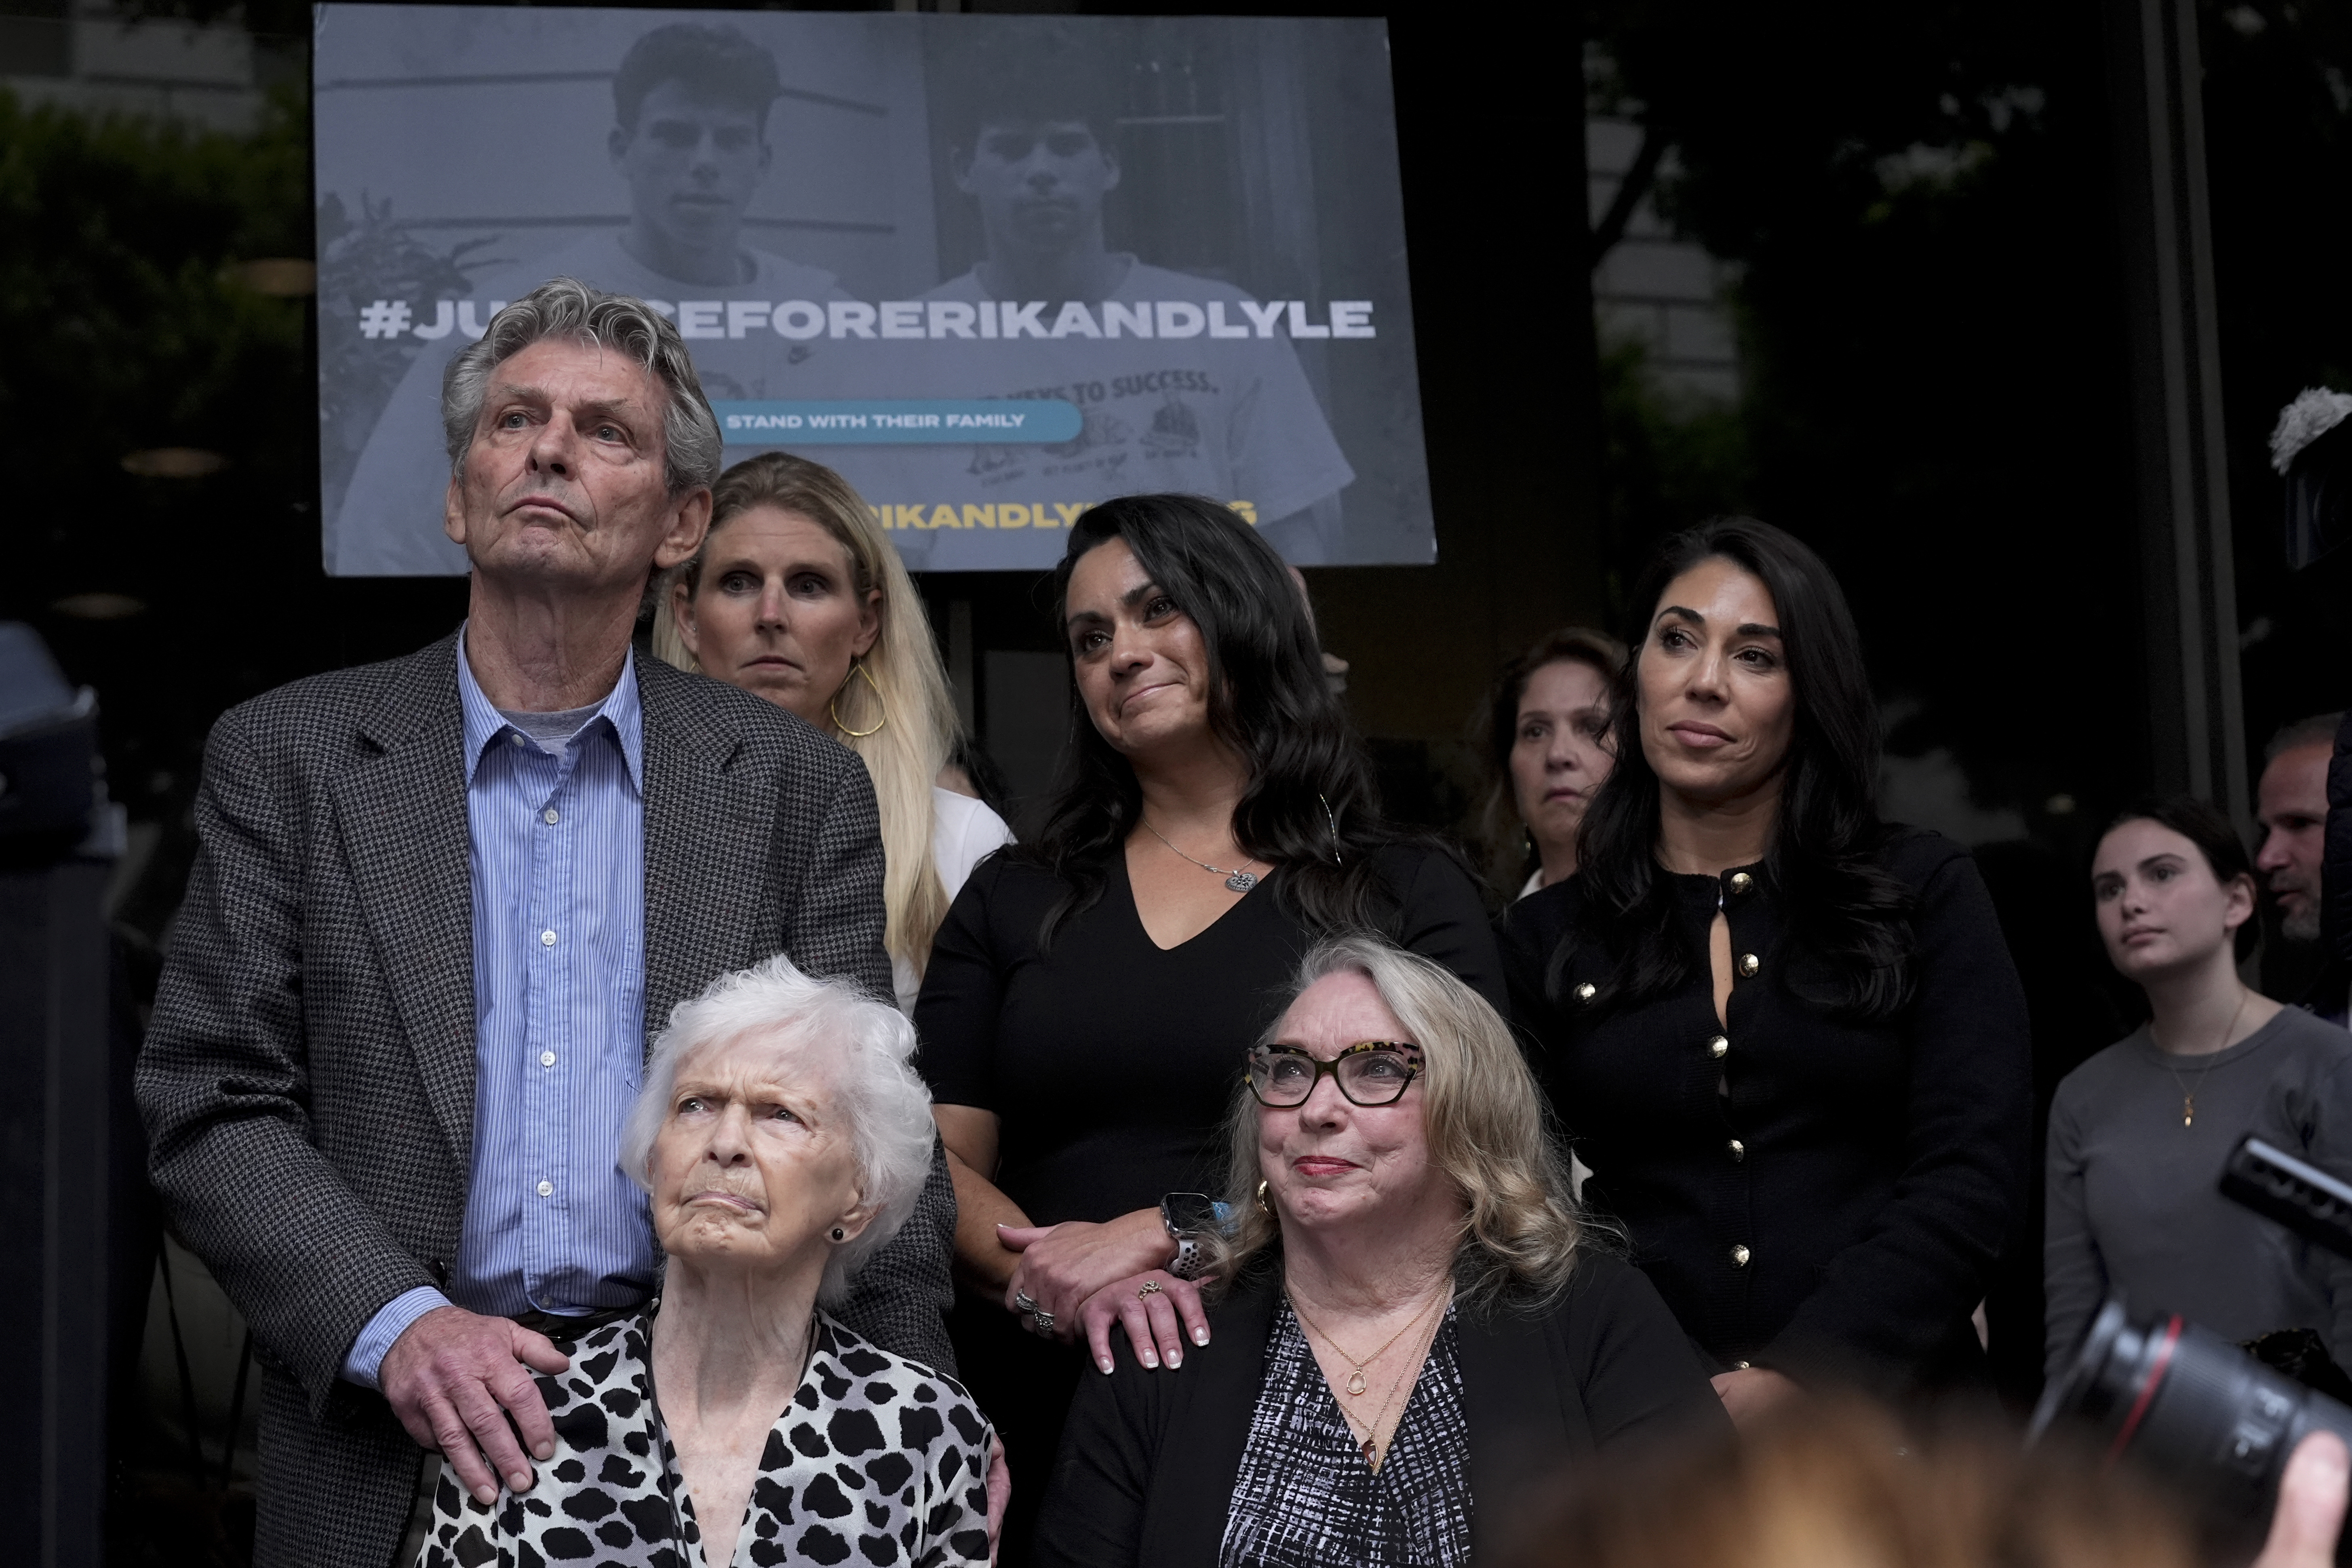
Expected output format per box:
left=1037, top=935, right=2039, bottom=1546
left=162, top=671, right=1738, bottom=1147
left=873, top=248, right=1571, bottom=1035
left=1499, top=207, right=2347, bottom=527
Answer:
left=1517, top=868, right=1546, bottom=901
left=893, top=785, right=1014, bottom=1013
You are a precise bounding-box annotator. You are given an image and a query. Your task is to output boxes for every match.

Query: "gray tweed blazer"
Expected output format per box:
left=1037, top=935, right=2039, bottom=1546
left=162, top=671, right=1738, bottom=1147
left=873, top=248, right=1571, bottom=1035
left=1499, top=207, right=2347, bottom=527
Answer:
left=135, top=634, right=957, bottom=1568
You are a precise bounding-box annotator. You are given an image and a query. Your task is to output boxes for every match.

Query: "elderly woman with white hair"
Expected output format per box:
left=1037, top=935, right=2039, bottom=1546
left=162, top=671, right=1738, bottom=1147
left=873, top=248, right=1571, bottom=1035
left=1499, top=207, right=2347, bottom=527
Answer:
left=1034, top=935, right=1726, bottom=1568
left=417, top=955, right=994, bottom=1568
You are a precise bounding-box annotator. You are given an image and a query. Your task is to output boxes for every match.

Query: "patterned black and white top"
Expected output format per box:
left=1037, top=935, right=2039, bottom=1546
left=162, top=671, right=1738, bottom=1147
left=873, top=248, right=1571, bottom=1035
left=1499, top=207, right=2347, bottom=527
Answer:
left=417, top=1309, right=993, bottom=1568
left=1217, top=1300, right=1473, bottom=1568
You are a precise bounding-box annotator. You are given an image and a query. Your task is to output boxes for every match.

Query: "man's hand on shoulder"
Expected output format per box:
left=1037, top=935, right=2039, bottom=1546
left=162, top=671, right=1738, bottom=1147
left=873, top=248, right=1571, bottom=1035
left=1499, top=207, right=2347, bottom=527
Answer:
left=381, top=1305, right=570, bottom=1505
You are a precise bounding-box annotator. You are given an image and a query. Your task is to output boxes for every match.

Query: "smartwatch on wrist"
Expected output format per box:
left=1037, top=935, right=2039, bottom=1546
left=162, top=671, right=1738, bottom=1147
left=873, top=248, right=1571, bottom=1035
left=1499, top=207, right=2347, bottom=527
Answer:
left=1159, top=1192, right=1230, bottom=1281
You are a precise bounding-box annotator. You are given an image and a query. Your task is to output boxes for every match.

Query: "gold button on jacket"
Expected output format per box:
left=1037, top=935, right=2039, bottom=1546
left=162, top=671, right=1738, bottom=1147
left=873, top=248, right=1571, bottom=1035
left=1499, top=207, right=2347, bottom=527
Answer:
left=1730, top=1244, right=1751, bottom=1267
left=1728, top=871, right=1754, bottom=896
left=1708, top=1034, right=1729, bottom=1059
left=1727, top=1139, right=1745, bottom=1162
left=1737, top=952, right=1761, bottom=978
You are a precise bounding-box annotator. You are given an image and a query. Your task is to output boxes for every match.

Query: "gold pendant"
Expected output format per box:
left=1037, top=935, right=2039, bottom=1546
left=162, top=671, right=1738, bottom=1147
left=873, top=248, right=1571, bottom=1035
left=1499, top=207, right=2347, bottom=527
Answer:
left=1361, top=1438, right=1378, bottom=1469
left=1346, top=1370, right=1367, bottom=1396
left=2184, top=1095, right=2194, bottom=1129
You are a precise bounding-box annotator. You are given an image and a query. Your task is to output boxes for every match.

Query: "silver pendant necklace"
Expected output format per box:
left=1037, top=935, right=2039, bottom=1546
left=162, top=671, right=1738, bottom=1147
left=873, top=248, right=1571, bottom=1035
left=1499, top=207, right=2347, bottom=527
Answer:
left=1142, top=819, right=1262, bottom=892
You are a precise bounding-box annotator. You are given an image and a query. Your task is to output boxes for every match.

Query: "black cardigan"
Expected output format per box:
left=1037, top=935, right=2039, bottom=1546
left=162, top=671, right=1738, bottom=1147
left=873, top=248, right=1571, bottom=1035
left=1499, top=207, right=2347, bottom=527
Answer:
left=1032, top=1254, right=1728, bottom=1567
left=1498, top=828, right=2030, bottom=1395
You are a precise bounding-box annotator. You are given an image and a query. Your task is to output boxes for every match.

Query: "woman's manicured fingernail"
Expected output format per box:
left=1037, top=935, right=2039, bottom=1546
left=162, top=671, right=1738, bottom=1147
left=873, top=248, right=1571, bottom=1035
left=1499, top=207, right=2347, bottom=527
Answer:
left=1141, top=1350, right=1159, bottom=1368
left=1099, top=1358, right=1114, bottom=1374
left=1168, top=1351, right=1182, bottom=1367
left=1193, top=1328, right=1210, bottom=1345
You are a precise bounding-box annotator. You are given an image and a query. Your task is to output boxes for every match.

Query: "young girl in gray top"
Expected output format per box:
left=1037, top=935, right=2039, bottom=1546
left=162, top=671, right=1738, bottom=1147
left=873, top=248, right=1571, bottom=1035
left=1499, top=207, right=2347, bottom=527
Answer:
left=2046, top=795, right=2352, bottom=1383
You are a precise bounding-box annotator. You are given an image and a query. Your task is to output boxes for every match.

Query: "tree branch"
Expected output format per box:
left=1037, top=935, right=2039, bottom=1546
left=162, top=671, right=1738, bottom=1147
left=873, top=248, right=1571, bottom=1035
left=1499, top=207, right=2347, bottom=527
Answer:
left=1590, top=127, right=1669, bottom=267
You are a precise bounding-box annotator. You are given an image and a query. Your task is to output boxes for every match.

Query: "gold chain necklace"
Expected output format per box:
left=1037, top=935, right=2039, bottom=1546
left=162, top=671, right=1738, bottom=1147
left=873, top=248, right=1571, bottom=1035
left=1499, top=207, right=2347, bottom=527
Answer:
left=2152, top=986, right=2249, bottom=1129
left=1290, top=1281, right=1448, bottom=1398
left=1309, top=1286, right=1451, bottom=1471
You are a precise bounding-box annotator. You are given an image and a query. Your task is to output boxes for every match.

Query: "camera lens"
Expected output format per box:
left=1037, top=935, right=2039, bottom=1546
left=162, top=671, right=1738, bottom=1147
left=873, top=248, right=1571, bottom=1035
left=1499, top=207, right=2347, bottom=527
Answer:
left=2033, top=1300, right=2352, bottom=1552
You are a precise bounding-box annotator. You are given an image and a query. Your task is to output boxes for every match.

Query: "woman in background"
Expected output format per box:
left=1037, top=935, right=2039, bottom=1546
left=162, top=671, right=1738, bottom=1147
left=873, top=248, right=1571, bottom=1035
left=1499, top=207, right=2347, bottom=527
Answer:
left=1500, top=517, right=2030, bottom=1421
left=654, top=451, right=1010, bottom=1012
left=2045, top=796, right=2352, bottom=1381
left=1478, top=628, right=1626, bottom=900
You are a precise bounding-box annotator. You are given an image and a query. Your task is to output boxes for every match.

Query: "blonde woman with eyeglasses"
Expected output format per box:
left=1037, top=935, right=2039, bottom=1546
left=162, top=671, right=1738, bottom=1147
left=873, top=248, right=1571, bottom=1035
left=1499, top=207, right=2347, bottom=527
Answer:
left=1034, top=935, right=1726, bottom=1568
left=653, top=451, right=1010, bottom=1012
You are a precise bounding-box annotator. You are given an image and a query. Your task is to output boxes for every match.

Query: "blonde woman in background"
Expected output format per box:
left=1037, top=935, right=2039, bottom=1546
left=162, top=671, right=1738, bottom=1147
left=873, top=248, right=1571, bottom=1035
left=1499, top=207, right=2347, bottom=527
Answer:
left=653, top=451, right=1010, bottom=1012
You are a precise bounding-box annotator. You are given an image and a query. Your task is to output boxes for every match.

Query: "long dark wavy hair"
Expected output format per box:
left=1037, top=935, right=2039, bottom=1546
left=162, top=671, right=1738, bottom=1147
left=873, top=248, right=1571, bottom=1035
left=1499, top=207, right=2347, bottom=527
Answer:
left=1560, top=517, right=1918, bottom=1021
left=1018, top=494, right=1406, bottom=942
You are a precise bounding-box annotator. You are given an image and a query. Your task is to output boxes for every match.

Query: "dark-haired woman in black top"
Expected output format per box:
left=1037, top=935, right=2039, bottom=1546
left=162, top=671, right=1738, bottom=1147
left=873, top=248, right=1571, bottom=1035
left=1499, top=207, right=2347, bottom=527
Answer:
left=1500, top=518, right=2030, bottom=1422
left=916, top=494, right=1503, bottom=1555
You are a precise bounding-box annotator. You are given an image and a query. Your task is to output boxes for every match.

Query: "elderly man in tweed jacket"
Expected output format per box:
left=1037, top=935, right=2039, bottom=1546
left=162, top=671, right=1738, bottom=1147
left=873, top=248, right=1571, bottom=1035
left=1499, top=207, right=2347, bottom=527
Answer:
left=136, top=279, right=956, bottom=1567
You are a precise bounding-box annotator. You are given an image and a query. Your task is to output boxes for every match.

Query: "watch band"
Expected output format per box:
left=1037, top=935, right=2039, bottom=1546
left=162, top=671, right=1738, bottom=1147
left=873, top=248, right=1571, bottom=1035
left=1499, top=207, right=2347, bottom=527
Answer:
left=1161, top=1191, right=1225, bottom=1281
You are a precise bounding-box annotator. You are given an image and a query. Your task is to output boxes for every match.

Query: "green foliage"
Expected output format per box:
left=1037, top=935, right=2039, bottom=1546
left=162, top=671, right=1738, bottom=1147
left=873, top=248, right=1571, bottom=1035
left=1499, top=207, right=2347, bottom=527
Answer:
left=0, top=84, right=325, bottom=829
left=1593, top=333, right=1752, bottom=626
left=1591, top=1, right=2141, bottom=821
left=0, top=85, right=310, bottom=511
left=1591, top=0, right=2352, bottom=811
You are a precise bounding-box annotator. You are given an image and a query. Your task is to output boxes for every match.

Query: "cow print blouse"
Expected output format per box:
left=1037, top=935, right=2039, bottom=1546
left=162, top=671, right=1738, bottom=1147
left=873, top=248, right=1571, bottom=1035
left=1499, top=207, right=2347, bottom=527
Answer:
left=416, top=1309, right=994, bottom=1568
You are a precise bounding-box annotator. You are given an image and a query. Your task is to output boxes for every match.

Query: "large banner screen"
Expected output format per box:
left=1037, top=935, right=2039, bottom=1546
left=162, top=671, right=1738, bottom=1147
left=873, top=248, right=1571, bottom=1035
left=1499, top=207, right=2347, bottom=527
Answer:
left=313, top=6, right=1431, bottom=573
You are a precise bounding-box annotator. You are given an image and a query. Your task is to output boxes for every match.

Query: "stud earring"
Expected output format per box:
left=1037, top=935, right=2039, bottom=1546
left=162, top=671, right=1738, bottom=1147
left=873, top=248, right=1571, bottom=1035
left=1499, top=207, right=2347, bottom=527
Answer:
left=830, top=1225, right=848, bottom=1243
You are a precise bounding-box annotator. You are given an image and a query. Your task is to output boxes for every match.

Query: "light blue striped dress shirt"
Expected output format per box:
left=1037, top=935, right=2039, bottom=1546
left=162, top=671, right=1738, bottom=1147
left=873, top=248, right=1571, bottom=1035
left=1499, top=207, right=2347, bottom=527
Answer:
left=342, top=632, right=657, bottom=1387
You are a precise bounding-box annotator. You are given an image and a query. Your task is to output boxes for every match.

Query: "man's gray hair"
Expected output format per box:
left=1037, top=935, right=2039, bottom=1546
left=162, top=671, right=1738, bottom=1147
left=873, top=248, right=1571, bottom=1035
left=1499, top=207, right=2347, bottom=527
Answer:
left=441, top=276, right=723, bottom=497
left=2267, top=712, right=2346, bottom=763
left=618, top=953, right=935, bottom=1306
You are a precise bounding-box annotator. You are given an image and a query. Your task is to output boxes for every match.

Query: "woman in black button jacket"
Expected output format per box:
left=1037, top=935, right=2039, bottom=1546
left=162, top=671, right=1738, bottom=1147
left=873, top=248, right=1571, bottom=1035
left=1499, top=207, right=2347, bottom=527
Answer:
left=1499, top=517, right=2030, bottom=1424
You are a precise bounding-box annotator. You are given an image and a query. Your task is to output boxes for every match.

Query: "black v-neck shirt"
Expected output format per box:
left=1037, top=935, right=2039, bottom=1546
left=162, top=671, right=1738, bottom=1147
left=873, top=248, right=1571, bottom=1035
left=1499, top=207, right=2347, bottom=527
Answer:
left=915, top=844, right=1506, bottom=1227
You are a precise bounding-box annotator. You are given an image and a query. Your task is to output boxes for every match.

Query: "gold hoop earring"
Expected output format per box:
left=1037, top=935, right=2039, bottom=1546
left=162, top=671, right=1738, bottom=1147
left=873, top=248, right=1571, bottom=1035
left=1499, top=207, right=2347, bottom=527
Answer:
left=1255, top=1180, right=1271, bottom=1215
left=830, top=658, right=887, bottom=739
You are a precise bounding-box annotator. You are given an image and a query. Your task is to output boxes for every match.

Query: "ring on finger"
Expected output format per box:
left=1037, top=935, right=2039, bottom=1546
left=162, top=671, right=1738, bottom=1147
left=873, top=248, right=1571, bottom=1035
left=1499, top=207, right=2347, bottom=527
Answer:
left=1136, top=1280, right=1165, bottom=1299
left=1014, top=1290, right=1037, bottom=1314
left=1033, top=1309, right=1055, bottom=1332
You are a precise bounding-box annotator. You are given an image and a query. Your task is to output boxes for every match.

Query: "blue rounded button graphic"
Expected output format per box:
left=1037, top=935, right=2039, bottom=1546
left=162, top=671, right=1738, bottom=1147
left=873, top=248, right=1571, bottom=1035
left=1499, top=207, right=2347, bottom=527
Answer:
left=713, top=399, right=1081, bottom=445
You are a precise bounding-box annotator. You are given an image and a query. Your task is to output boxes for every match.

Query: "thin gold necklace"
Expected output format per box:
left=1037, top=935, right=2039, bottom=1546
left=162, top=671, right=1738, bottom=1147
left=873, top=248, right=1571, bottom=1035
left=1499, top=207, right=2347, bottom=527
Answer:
left=1290, top=1281, right=1448, bottom=1398
left=1315, top=1286, right=1451, bottom=1472
left=2152, top=986, right=2249, bottom=1129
